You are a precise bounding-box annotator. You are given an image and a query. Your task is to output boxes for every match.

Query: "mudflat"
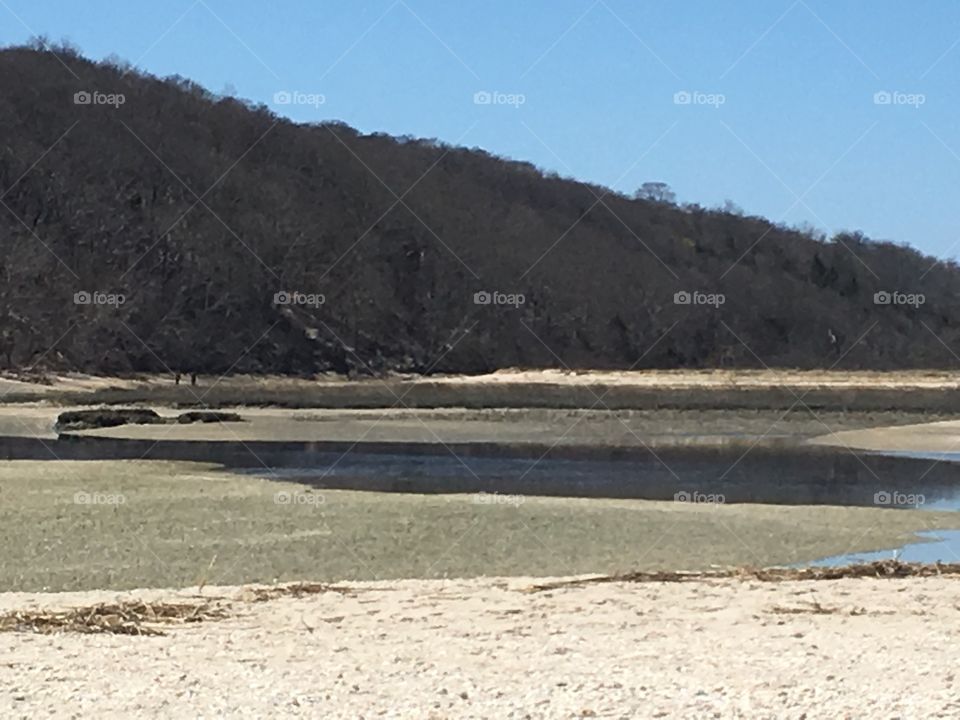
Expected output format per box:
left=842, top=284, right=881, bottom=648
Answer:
left=1, top=460, right=956, bottom=592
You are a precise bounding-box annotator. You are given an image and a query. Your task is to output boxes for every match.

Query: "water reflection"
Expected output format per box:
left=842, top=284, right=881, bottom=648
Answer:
left=2, top=435, right=957, bottom=509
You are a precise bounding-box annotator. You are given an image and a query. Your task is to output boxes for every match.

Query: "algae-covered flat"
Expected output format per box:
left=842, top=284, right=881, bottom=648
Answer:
left=1, top=459, right=957, bottom=593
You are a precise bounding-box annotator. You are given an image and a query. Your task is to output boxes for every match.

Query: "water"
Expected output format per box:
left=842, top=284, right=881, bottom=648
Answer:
left=238, top=447, right=960, bottom=508
left=873, top=450, right=960, bottom=464
left=4, top=433, right=958, bottom=565
left=3, top=434, right=958, bottom=508
left=807, top=530, right=960, bottom=566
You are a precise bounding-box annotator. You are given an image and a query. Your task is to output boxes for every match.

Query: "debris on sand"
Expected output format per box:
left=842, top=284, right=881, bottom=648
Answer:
left=239, top=582, right=357, bottom=603
left=0, top=601, right=230, bottom=636
left=0, top=584, right=357, bottom=636
left=2, top=563, right=955, bottom=637
left=525, top=560, right=960, bottom=591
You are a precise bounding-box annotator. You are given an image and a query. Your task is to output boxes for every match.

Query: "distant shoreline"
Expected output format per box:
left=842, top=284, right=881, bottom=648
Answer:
left=4, top=369, right=960, bottom=412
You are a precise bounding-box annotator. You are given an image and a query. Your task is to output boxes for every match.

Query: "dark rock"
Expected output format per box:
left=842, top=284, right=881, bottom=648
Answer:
left=176, top=411, right=244, bottom=424
left=55, top=408, right=165, bottom=432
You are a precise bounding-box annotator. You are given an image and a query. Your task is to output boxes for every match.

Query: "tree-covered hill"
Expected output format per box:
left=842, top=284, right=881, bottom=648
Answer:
left=1, top=42, right=957, bottom=375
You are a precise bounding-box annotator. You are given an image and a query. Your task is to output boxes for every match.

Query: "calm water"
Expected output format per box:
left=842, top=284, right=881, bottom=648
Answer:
left=807, top=530, right=960, bottom=566
left=876, top=450, right=960, bottom=465
left=5, top=433, right=959, bottom=565
left=3, top=434, right=958, bottom=508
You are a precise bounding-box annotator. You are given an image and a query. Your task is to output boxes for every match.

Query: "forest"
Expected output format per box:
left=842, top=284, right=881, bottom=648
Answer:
left=1, top=42, right=957, bottom=376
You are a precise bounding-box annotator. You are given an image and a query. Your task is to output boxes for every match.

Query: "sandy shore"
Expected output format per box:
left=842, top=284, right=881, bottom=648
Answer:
left=811, top=418, right=960, bottom=455
left=3, top=575, right=960, bottom=718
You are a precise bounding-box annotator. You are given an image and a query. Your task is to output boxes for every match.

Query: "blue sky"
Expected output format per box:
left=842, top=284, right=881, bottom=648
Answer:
left=3, top=0, right=959, bottom=258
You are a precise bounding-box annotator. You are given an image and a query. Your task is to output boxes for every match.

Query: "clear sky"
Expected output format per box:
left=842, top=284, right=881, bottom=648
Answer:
left=3, top=0, right=959, bottom=258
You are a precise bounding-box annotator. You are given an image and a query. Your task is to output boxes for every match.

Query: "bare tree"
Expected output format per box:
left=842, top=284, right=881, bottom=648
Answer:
left=634, top=182, right=676, bottom=204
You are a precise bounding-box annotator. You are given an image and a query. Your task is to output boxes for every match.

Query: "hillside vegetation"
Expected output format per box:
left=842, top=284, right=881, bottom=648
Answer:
left=1, top=43, right=957, bottom=376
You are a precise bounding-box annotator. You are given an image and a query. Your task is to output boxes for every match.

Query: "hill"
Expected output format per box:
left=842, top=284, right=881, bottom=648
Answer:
left=1, top=42, right=957, bottom=376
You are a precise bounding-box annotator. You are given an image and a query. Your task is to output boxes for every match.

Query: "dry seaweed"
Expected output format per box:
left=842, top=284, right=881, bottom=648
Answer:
left=525, top=560, right=960, bottom=592
left=0, top=601, right=230, bottom=636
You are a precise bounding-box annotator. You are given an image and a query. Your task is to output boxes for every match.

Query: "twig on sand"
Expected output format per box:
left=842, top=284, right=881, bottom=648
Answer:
left=197, top=553, right=218, bottom=594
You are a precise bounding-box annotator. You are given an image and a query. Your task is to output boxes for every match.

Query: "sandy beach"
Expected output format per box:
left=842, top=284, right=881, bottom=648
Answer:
left=3, top=574, right=960, bottom=719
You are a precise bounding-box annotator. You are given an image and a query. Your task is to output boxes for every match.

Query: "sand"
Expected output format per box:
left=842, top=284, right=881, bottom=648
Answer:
left=3, top=575, right=960, bottom=718
left=811, top=418, right=960, bottom=455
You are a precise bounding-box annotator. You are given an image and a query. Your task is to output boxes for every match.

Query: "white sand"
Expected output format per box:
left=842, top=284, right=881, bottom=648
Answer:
left=3, top=575, right=960, bottom=719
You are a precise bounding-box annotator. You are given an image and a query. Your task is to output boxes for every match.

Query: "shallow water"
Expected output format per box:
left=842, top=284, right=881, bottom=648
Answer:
left=237, top=448, right=960, bottom=508
left=808, top=530, right=960, bottom=566
left=2, top=434, right=958, bottom=509
left=875, top=450, right=960, bottom=464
